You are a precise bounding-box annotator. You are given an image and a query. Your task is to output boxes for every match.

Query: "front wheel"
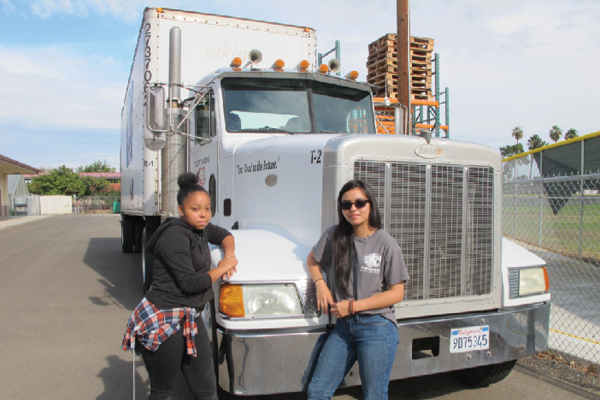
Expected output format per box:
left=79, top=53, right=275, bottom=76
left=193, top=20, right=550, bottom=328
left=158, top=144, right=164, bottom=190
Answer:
left=450, top=360, right=517, bottom=387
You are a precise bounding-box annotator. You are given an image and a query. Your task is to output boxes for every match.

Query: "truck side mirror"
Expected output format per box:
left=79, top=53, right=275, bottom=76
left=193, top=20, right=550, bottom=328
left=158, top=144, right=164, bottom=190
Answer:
left=144, top=85, right=167, bottom=151
left=147, top=86, right=166, bottom=131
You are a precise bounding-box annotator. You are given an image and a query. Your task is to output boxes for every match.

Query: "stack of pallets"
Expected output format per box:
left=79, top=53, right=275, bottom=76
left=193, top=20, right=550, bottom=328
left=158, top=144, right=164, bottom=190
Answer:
left=367, top=33, right=434, bottom=102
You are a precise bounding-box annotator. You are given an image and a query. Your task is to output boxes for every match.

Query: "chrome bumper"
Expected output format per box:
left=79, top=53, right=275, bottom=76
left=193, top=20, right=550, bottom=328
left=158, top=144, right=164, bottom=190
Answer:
left=216, top=302, right=550, bottom=396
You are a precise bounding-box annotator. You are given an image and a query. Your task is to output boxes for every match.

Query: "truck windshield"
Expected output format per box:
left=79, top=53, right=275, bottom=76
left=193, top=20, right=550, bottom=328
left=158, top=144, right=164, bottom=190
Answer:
left=222, top=78, right=375, bottom=134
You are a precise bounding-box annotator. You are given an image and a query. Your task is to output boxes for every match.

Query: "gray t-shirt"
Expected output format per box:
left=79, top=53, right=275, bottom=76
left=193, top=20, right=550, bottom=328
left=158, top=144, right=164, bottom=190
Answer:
left=311, top=226, right=409, bottom=323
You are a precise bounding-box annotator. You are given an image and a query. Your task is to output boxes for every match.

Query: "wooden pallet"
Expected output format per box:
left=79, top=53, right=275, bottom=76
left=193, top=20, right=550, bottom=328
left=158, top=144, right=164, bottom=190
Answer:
left=371, top=83, right=434, bottom=102
left=368, top=73, right=432, bottom=95
left=411, top=36, right=434, bottom=51
left=368, top=35, right=434, bottom=57
left=367, top=33, right=435, bottom=97
left=385, top=91, right=433, bottom=102
left=367, top=57, right=398, bottom=72
left=368, top=33, right=434, bottom=53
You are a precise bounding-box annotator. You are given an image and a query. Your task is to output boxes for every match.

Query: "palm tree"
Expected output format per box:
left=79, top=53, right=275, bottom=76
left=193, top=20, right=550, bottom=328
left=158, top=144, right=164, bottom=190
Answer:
left=564, top=128, right=578, bottom=140
left=527, top=134, right=547, bottom=150
left=549, top=125, right=562, bottom=143
left=512, top=126, right=524, bottom=147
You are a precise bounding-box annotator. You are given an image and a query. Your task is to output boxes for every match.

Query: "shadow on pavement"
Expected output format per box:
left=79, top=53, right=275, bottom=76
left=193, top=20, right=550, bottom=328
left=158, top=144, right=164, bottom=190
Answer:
left=96, top=354, right=148, bottom=400
left=83, top=237, right=145, bottom=311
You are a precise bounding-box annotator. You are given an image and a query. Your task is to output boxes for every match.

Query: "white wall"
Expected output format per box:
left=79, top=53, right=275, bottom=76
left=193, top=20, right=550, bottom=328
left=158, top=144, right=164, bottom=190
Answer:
left=39, top=196, right=72, bottom=215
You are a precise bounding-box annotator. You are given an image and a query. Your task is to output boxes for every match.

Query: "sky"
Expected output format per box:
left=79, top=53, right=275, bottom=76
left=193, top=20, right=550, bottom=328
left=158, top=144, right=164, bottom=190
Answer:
left=1, top=0, right=599, bottom=170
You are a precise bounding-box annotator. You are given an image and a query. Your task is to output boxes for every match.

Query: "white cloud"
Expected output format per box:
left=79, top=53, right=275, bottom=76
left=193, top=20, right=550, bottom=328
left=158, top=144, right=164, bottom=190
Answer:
left=5, top=0, right=600, bottom=156
left=0, top=44, right=125, bottom=131
left=27, top=0, right=145, bottom=21
left=2, top=0, right=15, bottom=13
left=403, top=0, right=600, bottom=149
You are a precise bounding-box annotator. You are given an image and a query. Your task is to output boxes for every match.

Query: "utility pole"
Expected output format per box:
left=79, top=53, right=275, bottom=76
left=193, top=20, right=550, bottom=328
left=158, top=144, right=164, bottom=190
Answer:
left=397, top=0, right=410, bottom=135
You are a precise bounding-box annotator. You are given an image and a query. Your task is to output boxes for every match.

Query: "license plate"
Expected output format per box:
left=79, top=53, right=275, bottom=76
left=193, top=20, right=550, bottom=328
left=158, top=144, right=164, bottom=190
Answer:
left=450, top=325, right=489, bottom=353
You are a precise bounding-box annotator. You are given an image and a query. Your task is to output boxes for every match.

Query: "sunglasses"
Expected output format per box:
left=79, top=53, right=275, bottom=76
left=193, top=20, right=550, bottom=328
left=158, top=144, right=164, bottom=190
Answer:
left=340, top=199, right=370, bottom=211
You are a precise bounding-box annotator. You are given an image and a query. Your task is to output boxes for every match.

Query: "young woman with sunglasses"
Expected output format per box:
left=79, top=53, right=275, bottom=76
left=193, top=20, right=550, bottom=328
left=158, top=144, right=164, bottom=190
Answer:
left=122, top=172, right=237, bottom=400
left=306, top=179, right=409, bottom=400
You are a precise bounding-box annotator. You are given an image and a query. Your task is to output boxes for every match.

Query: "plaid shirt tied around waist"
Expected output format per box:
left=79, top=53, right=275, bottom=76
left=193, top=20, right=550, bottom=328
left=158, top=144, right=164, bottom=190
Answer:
left=121, top=297, right=198, bottom=356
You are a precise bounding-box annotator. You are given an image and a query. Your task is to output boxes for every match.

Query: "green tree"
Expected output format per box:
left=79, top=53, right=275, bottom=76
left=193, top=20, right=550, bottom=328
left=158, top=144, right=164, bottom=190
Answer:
left=500, top=143, right=524, bottom=158
left=564, top=128, right=578, bottom=140
left=527, top=134, right=547, bottom=150
left=28, top=165, right=86, bottom=196
left=549, top=125, right=562, bottom=143
left=81, top=176, right=111, bottom=196
left=512, top=126, right=523, bottom=147
left=76, top=160, right=116, bottom=173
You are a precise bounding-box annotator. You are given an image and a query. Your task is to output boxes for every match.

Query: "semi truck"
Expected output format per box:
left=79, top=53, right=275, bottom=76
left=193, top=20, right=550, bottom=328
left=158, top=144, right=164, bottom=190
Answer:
left=120, top=7, right=551, bottom=397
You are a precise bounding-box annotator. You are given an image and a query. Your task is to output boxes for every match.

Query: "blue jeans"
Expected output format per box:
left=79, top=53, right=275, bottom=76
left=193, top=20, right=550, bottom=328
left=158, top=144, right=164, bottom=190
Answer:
left=307, top=314, right=399, bottom=400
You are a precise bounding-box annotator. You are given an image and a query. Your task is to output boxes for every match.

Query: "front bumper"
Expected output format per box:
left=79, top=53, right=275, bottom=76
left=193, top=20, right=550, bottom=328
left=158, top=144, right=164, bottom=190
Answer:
left=216, top=302, right=550, bottom=396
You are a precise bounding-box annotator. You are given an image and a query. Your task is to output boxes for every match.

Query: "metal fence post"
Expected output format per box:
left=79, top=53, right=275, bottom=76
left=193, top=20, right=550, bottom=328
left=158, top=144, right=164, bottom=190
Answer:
left=513, top=159, right=517, bottom=239
left=579, top=140, right=585, bottom=259
left=539, top=180, right=543, bottom=248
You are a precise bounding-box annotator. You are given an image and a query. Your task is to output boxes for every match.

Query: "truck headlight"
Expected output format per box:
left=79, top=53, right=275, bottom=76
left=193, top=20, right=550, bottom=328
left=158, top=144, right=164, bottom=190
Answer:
left=509, top=267, right=549, bottom=298
left=219, top=284, right=304, bottom=318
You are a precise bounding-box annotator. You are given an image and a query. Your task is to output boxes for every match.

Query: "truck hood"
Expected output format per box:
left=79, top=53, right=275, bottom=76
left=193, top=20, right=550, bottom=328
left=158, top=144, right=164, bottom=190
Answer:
left=211, top=228, right=310, bottom=282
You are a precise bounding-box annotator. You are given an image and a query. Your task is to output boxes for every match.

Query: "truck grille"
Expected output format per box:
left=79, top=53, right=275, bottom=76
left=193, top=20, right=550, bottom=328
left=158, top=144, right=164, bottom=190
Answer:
left=355, top=161, right=494, bottom=301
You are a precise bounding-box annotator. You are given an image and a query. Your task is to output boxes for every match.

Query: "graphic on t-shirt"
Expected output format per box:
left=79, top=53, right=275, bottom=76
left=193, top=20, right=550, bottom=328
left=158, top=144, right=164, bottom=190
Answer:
left=361, top=253, right=382, bottom=274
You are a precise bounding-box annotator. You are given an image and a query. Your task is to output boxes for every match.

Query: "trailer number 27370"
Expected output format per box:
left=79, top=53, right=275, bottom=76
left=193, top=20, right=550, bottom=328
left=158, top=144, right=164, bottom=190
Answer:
left=310, top=150, right=322, bottom=164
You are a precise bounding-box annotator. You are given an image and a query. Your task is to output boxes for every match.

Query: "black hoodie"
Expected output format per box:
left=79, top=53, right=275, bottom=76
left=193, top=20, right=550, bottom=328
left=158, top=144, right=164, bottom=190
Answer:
left=145, top=217, right=231, bottom=309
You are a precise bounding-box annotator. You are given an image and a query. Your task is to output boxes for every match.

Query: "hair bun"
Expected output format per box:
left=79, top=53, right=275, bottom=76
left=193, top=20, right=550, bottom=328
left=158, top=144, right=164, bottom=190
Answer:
left=177, top=172, right=199, bottom=188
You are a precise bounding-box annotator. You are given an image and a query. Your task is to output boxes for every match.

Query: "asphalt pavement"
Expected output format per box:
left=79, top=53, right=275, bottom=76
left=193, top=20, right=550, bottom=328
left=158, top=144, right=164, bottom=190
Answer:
left=0, top=214, right=595, bottom=400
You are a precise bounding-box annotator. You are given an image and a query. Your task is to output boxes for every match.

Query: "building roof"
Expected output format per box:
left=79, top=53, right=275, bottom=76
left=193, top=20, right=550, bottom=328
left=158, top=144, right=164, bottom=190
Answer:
left=23, top=172, right=121, bottom=180
left=0, top=154, right=40, bottom=175
left=78, top=172, right=121, bottom=179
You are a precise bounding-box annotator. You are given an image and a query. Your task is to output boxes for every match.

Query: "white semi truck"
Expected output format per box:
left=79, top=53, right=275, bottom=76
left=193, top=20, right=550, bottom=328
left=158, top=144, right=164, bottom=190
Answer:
left=120, top=7, right=551, bottom=398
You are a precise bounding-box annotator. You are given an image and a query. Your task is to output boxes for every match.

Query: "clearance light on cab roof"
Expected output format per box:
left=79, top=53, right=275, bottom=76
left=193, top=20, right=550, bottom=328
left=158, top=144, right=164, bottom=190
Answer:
left=157, top=7, right=164, bottom=13
left=231, top=57, right=243, bottom=68
left=319, top=64, right=329, bottom=74
left=273, top=59, right=285, bottom=70
left=346, top=71, right=359, bottom=80
left=220, top=284, right=245, bottom=317
left=299, top=60, right=310, bottom=71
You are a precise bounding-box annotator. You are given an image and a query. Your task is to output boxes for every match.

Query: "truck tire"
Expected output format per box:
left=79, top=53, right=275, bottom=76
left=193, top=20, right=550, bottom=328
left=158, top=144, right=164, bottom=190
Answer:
left=121, top=216, right=134, bottom=253
left=450, top=360, right=517, bottom=387
left=134, top=218, right=144, bottom=253
left=142, top=223, right=158, bottom=292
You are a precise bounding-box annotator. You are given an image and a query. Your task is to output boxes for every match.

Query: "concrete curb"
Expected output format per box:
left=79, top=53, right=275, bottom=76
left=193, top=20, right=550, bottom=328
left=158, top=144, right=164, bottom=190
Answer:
left=0, top=215, right=53, bottom=230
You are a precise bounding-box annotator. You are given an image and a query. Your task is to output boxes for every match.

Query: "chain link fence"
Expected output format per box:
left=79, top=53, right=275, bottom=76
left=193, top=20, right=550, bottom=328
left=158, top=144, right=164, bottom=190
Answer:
left=73, top=196, right=120, bottom=214
left=503, top=132, right=600, bottom=366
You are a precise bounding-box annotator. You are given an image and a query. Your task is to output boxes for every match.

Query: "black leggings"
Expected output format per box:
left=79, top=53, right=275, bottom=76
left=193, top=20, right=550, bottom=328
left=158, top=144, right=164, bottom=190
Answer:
left=138, top=318, right=218, bottom=400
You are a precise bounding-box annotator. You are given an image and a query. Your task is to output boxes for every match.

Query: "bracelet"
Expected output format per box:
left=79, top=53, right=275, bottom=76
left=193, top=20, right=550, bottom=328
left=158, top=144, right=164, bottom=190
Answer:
left=349, top=299, right=355, bottom=315
left=313, top=278, right=325, bottom=284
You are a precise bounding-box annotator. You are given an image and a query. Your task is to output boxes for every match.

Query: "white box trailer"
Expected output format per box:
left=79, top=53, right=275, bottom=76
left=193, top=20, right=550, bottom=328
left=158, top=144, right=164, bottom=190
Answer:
left=121, top=7, right=551, bottom=397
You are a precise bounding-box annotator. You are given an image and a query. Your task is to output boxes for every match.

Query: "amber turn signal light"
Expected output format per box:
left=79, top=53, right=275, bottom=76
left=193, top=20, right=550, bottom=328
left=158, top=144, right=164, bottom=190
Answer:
left=220, top=284, right=245, bottom=317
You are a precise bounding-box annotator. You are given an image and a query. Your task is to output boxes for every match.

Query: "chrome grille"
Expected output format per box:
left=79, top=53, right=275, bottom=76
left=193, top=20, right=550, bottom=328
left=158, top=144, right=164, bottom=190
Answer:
left=430, top=166, right=464, bottom=298
left=466, top=167, right=494, bottom=296
left=354, top=161, right=494, bottom=301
